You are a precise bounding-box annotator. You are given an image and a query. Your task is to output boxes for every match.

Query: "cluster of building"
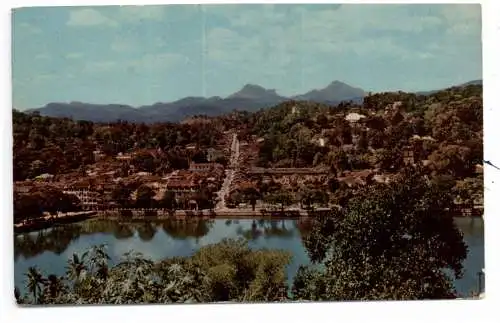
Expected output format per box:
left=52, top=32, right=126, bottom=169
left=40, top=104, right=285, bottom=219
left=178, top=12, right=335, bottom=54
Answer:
left=58, top=161, right=226, bottom=210
left=15, top=141, right=228, bottom=211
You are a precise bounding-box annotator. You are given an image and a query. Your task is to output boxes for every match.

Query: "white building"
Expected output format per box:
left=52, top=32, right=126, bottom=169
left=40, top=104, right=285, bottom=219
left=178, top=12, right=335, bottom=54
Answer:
left=345, top=113, right=366, bottom=123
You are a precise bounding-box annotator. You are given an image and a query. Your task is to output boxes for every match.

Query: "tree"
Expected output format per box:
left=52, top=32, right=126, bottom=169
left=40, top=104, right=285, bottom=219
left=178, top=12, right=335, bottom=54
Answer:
left=264, top=190, right=294, bottom=212
left=291, top=265, right=328, bottom=301
left=14, top=193, right=42, bottom=222
left=242, top=187, right=261, bottom=211
left=132, top=151, right=157, bottom=173
left=316, top=114, right=329, bottom=128
left=364, top=115, right=387, bottom=131
left=298, top=187, right=315, bottom=210
left=428, top=144, right=474, bottom=178
left=196, top=188, right=217, bottom=211
left=25, top=266, right=46, bottom=303
left=327, top=177, right=340, bottom=193
left=326, top=149, right=349, bottom=174
left=66, top=253, right=88, bottom=283
left=293, top=169, right=468, bottom=300
left=59, top=193, right=81, bottom=213
left=373, top=147, right=403, bottom=172
left=160, top=190, right=176, bottom=210
left=111, top=184, right=132, bottom=208
left=135, top=185, right=155, bottom=208
left=16, top=239, right=291, bottom=305
left=453, top=176, right=483, bottom=206
left=43, top=274, right=65, bottom=301
left=357, top=130, right=369, bottom=151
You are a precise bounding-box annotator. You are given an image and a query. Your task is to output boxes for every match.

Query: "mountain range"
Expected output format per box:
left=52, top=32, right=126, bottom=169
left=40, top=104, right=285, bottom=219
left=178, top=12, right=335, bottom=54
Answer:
left=25, top=80, right=480, bottom=123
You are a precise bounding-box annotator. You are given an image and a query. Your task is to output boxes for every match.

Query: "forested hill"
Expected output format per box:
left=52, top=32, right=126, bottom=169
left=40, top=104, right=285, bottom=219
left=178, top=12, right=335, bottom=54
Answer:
left=245, top=83, right=482, bottom=170
left=25, top=81, right=366, bottom=123
left=23, top=79, right=481, bottom=123
left=14, top=83, right=482, bottom=181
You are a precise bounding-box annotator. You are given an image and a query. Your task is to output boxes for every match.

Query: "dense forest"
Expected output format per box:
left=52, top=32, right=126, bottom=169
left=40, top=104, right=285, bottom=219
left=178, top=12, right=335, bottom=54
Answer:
left=248, top=85, right=482, bottom=173
left=13, top=111, right=227, bottom=181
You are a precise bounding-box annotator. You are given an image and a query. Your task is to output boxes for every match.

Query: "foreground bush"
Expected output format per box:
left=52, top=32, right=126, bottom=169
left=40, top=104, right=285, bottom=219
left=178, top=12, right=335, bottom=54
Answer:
left=16, top=239, right=291, bottom=305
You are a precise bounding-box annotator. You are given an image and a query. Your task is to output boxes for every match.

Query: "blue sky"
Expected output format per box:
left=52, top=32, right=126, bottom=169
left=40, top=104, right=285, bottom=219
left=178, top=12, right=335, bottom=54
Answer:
left=12, top=4, right=482, bottom=110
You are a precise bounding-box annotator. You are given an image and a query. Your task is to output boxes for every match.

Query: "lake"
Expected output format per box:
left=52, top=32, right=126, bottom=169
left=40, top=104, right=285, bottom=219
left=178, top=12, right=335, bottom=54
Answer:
left=14, top=217, right=484, bottom=298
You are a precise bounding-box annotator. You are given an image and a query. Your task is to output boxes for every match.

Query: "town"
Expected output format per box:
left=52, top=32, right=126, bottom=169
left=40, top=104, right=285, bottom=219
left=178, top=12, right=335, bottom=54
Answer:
left=14, top=84, right=484, bottom=232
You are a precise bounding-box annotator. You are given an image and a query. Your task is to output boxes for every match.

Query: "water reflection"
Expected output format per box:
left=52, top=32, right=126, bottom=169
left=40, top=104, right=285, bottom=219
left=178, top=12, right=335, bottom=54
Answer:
left=14, top=219, right=216, bottom=259
left=235, top=219, right=296, bottom=240
left=14, top=218, right=301, bottom=260
left=14, top=225, right=84, bottom=261
left=13, top=217, right=483, bottom=296
left=161, top=219, right=214, bottom=241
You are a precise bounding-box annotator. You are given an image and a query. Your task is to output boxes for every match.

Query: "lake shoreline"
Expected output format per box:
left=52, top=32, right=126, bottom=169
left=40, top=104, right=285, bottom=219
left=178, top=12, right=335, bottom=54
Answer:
left=14, top=211, right=97, bottom=233
left=14, top=206, right=483, bottom=234
left=13, top=216, right=484, bottom=300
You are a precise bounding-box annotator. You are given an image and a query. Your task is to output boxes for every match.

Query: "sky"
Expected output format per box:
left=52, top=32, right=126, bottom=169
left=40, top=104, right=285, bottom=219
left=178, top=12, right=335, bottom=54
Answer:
left=12, top=4, right=482, bottom=110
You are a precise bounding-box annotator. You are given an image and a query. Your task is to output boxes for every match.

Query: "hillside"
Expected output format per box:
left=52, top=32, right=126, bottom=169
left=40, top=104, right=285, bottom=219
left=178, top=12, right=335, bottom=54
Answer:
left=27, top=81, right=365, bottom=123
left=26, top=80, right=481, bottom=123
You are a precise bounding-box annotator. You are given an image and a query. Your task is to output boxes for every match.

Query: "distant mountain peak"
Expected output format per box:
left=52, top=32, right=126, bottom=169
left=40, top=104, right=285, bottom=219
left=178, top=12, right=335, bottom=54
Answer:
left=325, top=80, right=363, bottom=91
left=328, top=80, right=345, bottom=86
left=242, top=83, right=265, bottom=90
left=294, top=80, right=366, bottom=102
left=30, top=79, right=480, bottom=124
left=228, top=83, right=282, bottom=100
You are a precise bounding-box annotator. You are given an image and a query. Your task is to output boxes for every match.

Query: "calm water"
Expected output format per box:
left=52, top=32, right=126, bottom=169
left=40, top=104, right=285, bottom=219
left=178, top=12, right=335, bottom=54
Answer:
left=14, top=217, right=484, bottom=297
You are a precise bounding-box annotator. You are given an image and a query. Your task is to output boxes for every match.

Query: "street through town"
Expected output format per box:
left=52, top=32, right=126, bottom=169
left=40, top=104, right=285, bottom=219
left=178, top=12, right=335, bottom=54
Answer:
left=215, top=133, right=239, bottom=210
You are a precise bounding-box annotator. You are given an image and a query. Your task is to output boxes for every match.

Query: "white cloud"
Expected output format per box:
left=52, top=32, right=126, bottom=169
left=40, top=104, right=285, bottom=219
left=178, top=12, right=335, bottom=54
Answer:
left=83, top=61, right=118, bottom=73
left=34, top=53, right=50, bottom=60
left=66, top=6, right=170, bottom=28
left=67, top=8, right=118, bottom=27
left=110, top=39, right=135, bottom=52
left=18, top=22, right=42, bottom=34
left=206, top=27, right=241, bottom=61
left=65, top=52, right=84, bottom=60
left=117, top=5, right=166, bottom=23
left=210, top=4, right=288, bottom=28
left=82, top=53, right=184, bottom=74
left=154, top=37, right=167, bottom=48
left=128, top=53, right=185, bottom=71
left=204, top=3, right=481, bottom=72
left=446, top=22, right=480, bottom=36
left=32, top=74, right=56, bottom=84
left=440, top=4, right=481, bottom=25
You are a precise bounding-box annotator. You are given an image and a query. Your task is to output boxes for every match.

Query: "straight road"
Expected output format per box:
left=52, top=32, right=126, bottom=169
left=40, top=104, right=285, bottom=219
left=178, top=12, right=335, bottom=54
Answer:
left=215, top=133, right=239, bottom=210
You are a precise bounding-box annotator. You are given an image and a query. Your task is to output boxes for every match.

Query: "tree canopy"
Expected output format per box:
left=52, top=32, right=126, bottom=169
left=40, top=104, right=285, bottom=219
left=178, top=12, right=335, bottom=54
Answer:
left=294, top=169, right=468, bottom=300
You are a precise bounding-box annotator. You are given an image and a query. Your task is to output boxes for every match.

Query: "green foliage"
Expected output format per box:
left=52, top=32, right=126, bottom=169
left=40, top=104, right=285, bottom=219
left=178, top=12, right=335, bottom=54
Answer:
left=111, top=184, right=133, bottom=208
left=293, top=169, right=468, bottom=300
left=298, top=188, right=328, bottom=209
left=428, top=144, right=475, bottom=178
left=135, top=185, right=155, bottom=208
left=131, top=151, right=158, bottom=173
left=453, top=176, right=483, bottom=205
left=264, top=190, right=295, bottom=211
left=14, top=188, right=81, bottom=223
left=16, top=239, right=291, bottom=305
left=12, top=110, right=225, bottom=181
left=291, top=265, right=328, bottom=301
left=160, top=190, right=176, bottom=210
left=241, top=186, right=261, bottom=211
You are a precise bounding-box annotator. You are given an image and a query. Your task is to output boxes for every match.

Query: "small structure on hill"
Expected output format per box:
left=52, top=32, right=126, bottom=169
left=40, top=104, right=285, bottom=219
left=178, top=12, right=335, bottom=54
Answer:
left=345, top=112, right=366, bottom=123
left=34, top=173, right=54, bottom=181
